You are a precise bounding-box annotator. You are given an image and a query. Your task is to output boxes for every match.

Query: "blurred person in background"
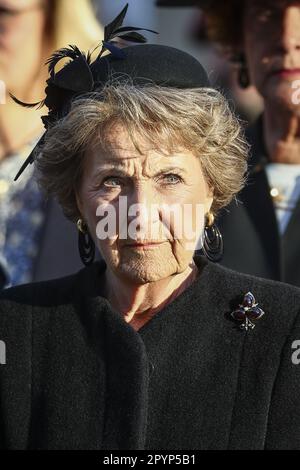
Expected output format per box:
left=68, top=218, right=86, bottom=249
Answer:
left=156, top=0, right=263, bottom=123
left=197, top=0, right=300, bottom=287
left=0, top=0, right=103, bottom=289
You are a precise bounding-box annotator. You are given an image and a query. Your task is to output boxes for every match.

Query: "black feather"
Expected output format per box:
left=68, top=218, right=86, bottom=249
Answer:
left=104, top=3, right=129, bottom=42
left=36, top=100, right=46, bottom=110
left=9, top=92, right=44, bottom=109
left=14, top=153, right=34, bottom=181
left=112, top=26, right=158, bottom=36
left=45, top=45, right=88, bottom=78
left=14, top=132, right=46, bottom=181
left=86, top=42, right=102, bottom=64
left=102, top=41, right=126, bottom=59
left=118, top=32, right=148, bottom=43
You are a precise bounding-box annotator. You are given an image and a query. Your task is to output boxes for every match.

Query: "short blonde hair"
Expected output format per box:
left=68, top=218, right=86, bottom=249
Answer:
left=36, top=81, right=249, bottom=222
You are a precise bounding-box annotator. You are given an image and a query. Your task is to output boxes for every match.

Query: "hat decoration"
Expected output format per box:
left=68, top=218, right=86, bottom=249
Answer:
left=10, top=3, right=157, bottom=181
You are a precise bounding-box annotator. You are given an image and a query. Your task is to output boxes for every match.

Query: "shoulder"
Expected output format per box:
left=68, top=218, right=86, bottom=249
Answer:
left=212, top=259, right=300, bottom=296
left=0, top=266, right=90, bottom=320
left=0, top=272, right=76, bottom=308
left=0, top=260, right=106, bottom=314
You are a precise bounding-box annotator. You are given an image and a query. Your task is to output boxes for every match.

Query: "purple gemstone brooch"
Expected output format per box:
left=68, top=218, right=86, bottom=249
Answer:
left=231, top=292, right=265, bottom=331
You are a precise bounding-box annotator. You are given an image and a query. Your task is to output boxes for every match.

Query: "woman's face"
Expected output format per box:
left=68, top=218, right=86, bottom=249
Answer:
left=243, top=0, right=300, bottom=111
left=76, top=122, right=213, bottom=284
left=0, top=0, right=48, bottom=95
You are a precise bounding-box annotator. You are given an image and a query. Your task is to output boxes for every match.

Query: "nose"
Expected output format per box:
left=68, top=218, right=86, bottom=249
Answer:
left=279, top=6, right=300, bottom=53
left=127, top=184, right=160, bottom=240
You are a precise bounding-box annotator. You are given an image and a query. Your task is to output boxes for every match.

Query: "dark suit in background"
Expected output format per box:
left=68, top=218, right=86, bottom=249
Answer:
left=217, top=115, right=300, bottom=287
left=32, top=197, right=83, bottom=282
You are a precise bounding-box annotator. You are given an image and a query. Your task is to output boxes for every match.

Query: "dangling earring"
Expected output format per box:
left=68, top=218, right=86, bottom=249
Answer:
left=77, top=218, right=95, bottom=266
left=199, top=212, right=223, bottom=262
left=236, top=53, right=250, bottom=89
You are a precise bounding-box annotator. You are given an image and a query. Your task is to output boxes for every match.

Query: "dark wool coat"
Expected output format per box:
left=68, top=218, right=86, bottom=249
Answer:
left=217, top=114, right=300, bottom=287
left=0, top=255, right=300, bottom=450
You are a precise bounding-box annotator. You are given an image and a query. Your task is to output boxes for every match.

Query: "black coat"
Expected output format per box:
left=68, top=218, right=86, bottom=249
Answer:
left=0, top=255, right=300, bottom=450
left=217, top=115, right=300, bottom=287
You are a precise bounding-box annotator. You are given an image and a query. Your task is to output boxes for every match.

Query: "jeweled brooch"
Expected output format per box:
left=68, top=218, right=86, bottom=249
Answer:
left=231, top=292, right=265, bottom=331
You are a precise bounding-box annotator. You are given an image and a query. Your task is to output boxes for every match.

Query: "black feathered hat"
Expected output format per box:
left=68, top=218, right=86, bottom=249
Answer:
left=12, top=3, right=211, bottom=181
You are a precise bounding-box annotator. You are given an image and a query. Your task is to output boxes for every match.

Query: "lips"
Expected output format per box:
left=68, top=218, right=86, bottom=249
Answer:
left=272, top=68, right=300, bottom=77
left=124, top=240, right=167, bottom=247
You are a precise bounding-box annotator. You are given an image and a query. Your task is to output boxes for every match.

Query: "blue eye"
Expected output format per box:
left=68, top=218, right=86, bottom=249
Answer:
left=161, top=173, right=183, bottom=185
left=102, top=176, right=122, bottom=188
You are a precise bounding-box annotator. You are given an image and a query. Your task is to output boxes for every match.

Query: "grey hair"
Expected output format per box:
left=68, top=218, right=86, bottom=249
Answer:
left=36, top=81, right=249, bottom=222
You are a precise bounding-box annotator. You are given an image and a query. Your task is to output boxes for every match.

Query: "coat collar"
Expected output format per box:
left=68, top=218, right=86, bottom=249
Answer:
left=242, top=115, right=281, bottom=278
left=73, top=259, right=150, bottom=449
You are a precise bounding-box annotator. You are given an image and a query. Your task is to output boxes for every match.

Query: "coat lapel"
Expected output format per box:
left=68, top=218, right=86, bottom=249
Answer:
left=242, top=117, right=281, bottom=279
left=74, top=262, right=150, bottom=450
left=99, top=301, right=150, bottom=450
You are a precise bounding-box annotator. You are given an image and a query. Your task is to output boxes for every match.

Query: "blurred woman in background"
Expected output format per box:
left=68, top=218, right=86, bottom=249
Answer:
left=198, top=0, right=300, bottom=287
left=0, top=0, right=103, bottom=288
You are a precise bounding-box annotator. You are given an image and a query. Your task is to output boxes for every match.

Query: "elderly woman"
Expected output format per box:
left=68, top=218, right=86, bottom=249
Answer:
left=0, top=6, right=300, bottom=451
